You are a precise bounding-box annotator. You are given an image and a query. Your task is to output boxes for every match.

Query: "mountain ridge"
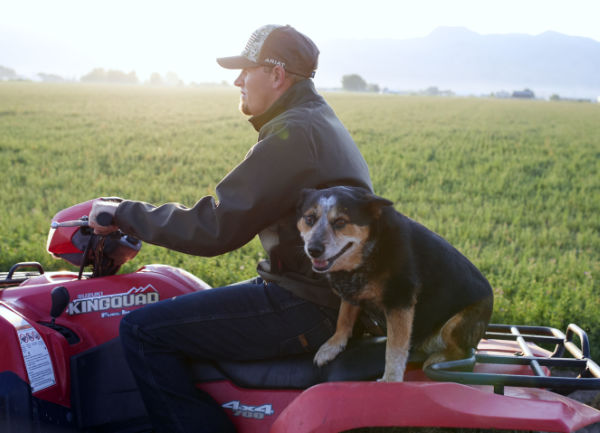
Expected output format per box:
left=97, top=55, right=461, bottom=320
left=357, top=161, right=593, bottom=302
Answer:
left=316, top=27, right=600, bottom=98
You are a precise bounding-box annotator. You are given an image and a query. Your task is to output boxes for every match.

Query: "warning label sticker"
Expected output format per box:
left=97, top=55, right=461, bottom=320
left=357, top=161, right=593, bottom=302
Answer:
left=17, top=325, right=56, bottom=392
left=0, top=306, right=56, bottom=393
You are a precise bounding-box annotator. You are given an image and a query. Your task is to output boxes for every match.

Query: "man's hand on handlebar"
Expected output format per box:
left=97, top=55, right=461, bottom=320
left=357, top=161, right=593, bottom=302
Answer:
left=89, top=200, right=120, bottom=235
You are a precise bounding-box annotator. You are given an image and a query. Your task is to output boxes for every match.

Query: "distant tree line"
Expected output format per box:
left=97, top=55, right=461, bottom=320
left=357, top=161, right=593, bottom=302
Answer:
left=3, top=64, right=593, bottom=102
left=420, top=86, right=455, bottom=97
left=80, top=68, right=185, bottom=86
left=81, top=68, right=139, bottom=84
left=0, top=65, right=73, bottom=82
left=0, top=64, right=189, bottom=86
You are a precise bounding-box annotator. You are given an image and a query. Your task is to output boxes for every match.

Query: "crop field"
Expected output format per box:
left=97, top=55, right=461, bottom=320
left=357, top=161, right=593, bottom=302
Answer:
left=1, top=82, right=599, bottom=355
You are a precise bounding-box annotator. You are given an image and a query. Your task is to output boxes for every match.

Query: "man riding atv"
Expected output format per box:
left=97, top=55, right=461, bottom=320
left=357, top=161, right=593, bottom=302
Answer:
left=89, top=24, right=373, bottom=433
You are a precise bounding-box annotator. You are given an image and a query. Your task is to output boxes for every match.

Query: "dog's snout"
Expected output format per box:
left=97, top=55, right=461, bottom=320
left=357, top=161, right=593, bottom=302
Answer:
left=307, top=243, right=325, bottom=258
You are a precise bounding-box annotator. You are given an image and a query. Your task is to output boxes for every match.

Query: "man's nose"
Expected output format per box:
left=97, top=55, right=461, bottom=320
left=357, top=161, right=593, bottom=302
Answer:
left=234, top=71, right=244, bottom=87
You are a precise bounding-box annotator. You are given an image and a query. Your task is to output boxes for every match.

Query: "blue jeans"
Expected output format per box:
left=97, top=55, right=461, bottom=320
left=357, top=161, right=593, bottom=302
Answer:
left=119, top=278, right=338, bottom=433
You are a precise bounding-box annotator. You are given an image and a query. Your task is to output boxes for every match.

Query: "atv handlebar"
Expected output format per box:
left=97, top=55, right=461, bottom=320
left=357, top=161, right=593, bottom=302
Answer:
left=47, top=201, right=140, bottom=277
left=50, top=212, right=114, bottom=229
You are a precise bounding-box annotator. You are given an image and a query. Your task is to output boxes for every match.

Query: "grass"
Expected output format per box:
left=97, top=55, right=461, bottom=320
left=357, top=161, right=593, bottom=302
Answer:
left=1, top=82, right=598, bottom=357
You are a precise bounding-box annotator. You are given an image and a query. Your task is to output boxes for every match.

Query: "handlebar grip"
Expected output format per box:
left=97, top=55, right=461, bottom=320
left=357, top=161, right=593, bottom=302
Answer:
left=96, top=212, right=115, bottom=227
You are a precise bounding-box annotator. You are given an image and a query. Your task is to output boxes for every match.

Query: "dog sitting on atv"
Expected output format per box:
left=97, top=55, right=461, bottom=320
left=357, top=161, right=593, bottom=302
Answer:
left=296, top=186, right=494, bottom=382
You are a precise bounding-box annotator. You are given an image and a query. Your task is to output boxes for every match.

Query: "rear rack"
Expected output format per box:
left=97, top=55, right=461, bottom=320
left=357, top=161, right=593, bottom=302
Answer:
left=425, top=323, right=600, bottom=395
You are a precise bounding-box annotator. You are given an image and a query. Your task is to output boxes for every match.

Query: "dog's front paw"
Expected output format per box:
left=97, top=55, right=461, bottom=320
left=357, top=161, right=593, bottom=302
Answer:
left=378, top=370, right=405, bottom=382
left=313, top=340, right=346, bottom=367
left=379, top=362, right=406, bottom=382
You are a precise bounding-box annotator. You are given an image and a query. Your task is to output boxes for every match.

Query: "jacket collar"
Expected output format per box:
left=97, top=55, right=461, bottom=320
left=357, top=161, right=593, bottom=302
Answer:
left=249, top=79, right=319, bottom=132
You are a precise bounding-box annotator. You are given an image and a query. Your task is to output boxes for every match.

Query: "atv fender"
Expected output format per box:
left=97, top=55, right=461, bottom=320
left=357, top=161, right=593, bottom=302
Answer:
left=270, top=381, right=600, bottom=433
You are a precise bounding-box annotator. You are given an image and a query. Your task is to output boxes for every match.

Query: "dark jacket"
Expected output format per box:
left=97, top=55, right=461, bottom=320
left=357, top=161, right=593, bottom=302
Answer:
left=114, top=79, right=372, bottom=308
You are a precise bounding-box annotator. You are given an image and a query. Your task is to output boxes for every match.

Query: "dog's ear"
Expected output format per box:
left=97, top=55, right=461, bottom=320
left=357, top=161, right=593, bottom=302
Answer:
left=296, top=188, right=316, bottom=215
left=364, top=192, right=393, bottom=218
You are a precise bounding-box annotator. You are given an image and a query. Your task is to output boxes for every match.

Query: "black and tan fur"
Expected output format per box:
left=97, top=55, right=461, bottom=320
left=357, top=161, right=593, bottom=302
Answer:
left=296, top=186, right=493, bottom=382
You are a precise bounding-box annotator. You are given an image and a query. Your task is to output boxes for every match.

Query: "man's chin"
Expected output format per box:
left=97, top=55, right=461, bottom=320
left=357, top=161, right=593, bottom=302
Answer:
left=239, top=101, right=252, bottom=116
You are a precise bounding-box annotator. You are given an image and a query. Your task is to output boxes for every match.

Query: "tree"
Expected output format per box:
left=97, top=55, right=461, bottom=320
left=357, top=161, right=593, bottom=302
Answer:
left=106, top=69, right=138, bottom=84
left=424, top=86, right=441, bottom=96
left=367, top=83, right=380, bottom=93
left=81, top=68, right=106, bottom=83
left=149, top=73, right=163, bottom=86
left=342, top=74, right=367, bottom=91
left=165, top=71, right=183, bottom=86
left=0, top=65, right=18, bottom=80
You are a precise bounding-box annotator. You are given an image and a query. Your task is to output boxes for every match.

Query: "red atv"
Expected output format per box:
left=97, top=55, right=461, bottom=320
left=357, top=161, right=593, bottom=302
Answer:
left=1, top=200, right=600, bottom=432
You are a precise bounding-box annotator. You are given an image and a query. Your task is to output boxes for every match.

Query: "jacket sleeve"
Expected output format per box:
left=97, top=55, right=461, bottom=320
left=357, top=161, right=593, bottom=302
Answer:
left=114, top=123, right=317, bottom=256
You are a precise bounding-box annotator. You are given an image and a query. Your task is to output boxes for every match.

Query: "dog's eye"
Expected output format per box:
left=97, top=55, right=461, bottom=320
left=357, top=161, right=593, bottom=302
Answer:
left=332, top=218, right=347, bottom=229
left=304, top=214, right=316, bottom=226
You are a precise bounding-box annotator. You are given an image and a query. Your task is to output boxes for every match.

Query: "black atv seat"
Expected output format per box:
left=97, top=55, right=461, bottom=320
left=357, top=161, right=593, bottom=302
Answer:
left=191, top=336, right=395, bottom=389
left=71, top=336, right=418, bottom=428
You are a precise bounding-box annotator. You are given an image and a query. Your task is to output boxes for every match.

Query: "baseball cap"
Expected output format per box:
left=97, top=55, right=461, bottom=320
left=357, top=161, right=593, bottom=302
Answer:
left=217, top=25, right=319, bottom=78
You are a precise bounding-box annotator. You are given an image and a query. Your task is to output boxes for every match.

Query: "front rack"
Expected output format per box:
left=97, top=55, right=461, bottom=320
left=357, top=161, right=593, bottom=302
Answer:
left=0, top=262, right=45, bottom=287
left=425, top=323, right=600, bottom=395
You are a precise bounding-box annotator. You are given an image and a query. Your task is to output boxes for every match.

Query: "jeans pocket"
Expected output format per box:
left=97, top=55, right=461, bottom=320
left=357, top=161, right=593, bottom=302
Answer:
left=279, top=318, right=336, bottom=356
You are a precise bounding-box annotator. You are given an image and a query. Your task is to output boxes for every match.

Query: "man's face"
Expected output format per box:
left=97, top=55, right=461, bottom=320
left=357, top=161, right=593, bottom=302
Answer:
left=234, top=66, right=275, bottom=116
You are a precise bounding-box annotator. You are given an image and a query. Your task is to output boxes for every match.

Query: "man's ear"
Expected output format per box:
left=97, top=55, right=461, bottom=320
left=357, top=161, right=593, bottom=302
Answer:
left=271, top=65, right=287, bottom=89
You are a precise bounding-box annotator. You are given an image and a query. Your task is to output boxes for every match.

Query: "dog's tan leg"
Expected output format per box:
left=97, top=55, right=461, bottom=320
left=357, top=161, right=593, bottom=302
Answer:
left=314, top=300, right=360, bottom=366
left=380, top=306, right=414, bottom=382
left=422, top=296, right=493, bottom=369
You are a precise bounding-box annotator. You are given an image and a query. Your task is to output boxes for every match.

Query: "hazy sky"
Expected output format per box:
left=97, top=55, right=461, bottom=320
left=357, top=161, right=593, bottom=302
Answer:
left=2, top=0, right=600, bottom=86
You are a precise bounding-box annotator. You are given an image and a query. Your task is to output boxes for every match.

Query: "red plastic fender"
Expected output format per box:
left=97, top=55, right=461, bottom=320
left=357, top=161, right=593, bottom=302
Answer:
left=269, top=381, right=600, bottom=433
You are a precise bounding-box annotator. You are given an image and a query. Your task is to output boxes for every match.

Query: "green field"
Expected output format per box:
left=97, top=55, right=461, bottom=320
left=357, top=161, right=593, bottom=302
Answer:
left=1, top=82, right=599, bottom=355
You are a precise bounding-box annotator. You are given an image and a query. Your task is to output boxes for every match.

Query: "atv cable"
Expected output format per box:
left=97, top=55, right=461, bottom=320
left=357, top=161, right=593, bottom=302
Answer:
left=78, top=234, right=94, bottom=280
